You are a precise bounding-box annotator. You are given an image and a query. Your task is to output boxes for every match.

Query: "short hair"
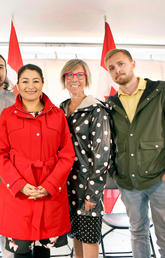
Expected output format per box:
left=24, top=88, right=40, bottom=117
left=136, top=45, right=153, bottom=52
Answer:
left=0, top=55, right=8, bottom=90
left=17, top=64, right=44, bottom=83
left=104, top=49, right=133, bottom=68
left=60, top=59, right=91, bottom=88
left=0, top=55, right=6, bottom=68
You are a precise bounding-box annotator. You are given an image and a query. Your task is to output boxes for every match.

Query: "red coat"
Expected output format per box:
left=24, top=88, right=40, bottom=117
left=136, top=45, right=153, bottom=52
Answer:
left=0, top=94, right=75, bottom=240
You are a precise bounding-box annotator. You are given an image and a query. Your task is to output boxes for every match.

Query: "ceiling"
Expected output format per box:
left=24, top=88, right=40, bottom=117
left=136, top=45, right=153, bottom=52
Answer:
left=1, top=0, right=165, bottom=46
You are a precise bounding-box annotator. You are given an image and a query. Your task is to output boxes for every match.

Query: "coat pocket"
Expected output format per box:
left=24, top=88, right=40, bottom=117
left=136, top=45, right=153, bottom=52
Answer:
left=138, top=140, right=165, bottom=176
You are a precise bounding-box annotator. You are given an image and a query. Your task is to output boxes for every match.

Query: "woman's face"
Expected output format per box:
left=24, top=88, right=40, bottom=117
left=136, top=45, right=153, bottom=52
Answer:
left=17, top=69, right=43, bottom=102
left=64, top=65, right=86, bottom=97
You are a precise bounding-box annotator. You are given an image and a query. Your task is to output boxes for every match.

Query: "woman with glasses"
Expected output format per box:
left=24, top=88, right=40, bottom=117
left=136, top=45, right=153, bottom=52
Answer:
left=60, top=59, right=111, bottom=258
left=0, top=64, right=75, bottom=258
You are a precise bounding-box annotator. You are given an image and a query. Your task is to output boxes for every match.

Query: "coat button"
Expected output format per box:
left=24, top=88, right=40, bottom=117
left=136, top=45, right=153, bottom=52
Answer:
left=155, top=145, right=159, bottom=148
left=6, top=184, right=10, bottom=188
left=59, top=187, right=62, bottom=191
left=36, top=133, right=40, bottom=136
left=14, top=110, right=17, bottom=114
left=130, top=153, right=134, bottom=157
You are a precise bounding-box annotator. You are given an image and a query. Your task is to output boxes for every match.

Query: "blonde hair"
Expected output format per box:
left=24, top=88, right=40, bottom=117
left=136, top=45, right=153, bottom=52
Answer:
left=60, top=59, right=91, bottom=88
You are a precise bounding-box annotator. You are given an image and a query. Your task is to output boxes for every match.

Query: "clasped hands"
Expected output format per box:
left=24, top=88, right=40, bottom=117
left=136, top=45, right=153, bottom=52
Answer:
left=20, top=183, right=48, bottom=200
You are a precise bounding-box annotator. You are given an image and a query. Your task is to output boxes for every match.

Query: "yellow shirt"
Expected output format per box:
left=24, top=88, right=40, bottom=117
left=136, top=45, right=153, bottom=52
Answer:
left=118, top=78, right=147, bottom=123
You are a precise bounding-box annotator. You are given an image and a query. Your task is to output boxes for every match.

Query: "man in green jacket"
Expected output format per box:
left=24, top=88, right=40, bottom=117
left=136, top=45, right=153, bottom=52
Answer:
left=105, top=49, right=165, bottom=258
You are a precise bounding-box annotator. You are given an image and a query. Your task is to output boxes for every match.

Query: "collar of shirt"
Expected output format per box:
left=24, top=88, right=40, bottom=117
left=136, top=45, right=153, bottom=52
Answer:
left=118, top=77, right=147, bottom=97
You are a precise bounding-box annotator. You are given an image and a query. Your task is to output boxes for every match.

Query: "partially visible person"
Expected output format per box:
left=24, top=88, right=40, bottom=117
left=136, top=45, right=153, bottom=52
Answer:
left=0, top=54, right=16, bottom=258
left=0, top=64, right=75, bottom=258
left=60, top=59, right=112, bottom=258
left=105, top=48, right=165, bottom=258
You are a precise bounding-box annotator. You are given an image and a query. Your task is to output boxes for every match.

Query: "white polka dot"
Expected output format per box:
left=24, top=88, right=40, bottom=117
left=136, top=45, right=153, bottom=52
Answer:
left=82, top=168, right=87, bottom=173
left=67, top=181, right=70, bottom=185
left=92, top=131, right=96, bottom=136
left=82, top=135, right=86, bottom=140
left=97, top=123, right=101, bottom=127
left=95, top=190, right=99, bottom=194
left=97, top=108, right=101, bottom=112
left=92, top=117, right=94, bottom=122
left=99, top=176, right=103, bottom=181
left=101, top=211, right=104, bottom=215
left=88, top=144, right=91, bottom=148
left=104, top=116, right=107, bottom=120
left=79, top=184, right=84, bottom=188
left=92, top=212, right=97, bottom=217
left=91, top=147, right=94, bottom=151
left=81, top=150, right=86, bottom=154
left=96, top=138, right=101, bottom=143
left=72, top=190, right=76, bottom=194
left=104, top=131, right=108, bottom=135
left=88, top=158, right=92, bottom=162
left=90, top=180, right=95, bottom=185
left=104, top=162, right=108, bottom=166
left=77, top=210, right=81, bottom=215
left=76, top=126, right=80, bottom=131
left=104, top=146, right=109, bottom=151
left=74, top=141, right=79, bottom=146
left=86, top=195, right=90, bottom=200
left=73, top=175, right=77, bottom=180
left=96, top=170, right=100, bottom=174
left=93, top=104, right=97, bottom=107
left=73, top=119, right=77, bottom=123
left=96, top=154, right=101, bottom=159
left=72, top=201, right=76, bottom=206
left=81, top=113, right=85, bottom=117
left=84, top=120, right=89, bottom=124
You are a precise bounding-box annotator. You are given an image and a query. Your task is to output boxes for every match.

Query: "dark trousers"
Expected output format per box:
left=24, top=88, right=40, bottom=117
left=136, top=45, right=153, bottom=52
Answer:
left=14, top=246, right=50, bottom=258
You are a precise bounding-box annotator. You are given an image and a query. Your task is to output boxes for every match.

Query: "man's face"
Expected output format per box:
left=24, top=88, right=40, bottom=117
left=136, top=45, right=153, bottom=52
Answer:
left=0, top=57, right=6, bottom=87
left=106, top=52, right=135, bottom=86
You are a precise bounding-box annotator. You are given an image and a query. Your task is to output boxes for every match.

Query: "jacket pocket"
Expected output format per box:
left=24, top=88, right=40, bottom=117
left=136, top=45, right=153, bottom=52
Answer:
left=138, top=140, right=165, bottom=176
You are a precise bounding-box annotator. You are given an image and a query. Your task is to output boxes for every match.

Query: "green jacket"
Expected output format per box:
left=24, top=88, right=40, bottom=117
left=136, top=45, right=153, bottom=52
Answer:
left=106, top=79, right=165, bottom=190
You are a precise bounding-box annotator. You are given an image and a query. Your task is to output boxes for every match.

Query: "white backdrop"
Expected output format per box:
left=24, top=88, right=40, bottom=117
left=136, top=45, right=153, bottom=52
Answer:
left=24, top=58, right=165, bottom=107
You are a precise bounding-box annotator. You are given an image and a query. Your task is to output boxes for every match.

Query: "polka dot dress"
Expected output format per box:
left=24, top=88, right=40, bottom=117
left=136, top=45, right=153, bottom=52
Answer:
left=69, top=214, right=102, bottom=243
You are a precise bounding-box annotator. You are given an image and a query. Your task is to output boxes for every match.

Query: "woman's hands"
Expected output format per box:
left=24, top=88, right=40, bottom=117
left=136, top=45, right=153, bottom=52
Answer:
left=20, top=184, right=49, bottom=200
left=85, top=200, right=96, bottom=211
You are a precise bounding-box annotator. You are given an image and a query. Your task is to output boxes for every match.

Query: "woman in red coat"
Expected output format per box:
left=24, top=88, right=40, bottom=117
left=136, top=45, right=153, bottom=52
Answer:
left=0, top=64, right=75, bottom=258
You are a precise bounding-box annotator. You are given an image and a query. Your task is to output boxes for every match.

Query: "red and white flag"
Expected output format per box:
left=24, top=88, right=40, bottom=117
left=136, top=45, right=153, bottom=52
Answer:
left=7, top=20, right=23, bottom=92
left=96, top=21, right=118, bottom=100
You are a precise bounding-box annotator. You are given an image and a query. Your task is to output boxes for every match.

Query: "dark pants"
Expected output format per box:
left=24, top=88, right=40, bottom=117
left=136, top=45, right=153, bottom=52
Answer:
left=14, top=246, right=50, bottom=258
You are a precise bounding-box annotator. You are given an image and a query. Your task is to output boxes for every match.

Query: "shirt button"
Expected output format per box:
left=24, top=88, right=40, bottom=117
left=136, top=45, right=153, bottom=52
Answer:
left=155, top=145, right=159, bottom=148
left=36, top=133, right=40, bottom=136
left=130, top=133, right=133, bottom=136
left=145, top=171, right=148, bottom=174
left=147, top=97, right=150, bottom=101
left=7, top=184, right=10, bottom=188
left=132, top=174, right=135, bottom=177
left=131, top=153, right=134, bottom=157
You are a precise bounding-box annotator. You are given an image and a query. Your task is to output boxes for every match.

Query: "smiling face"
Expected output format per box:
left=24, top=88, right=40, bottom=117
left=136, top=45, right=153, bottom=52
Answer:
left=0, top=57, right=6, bottom=87
left=106, top=52, right=135, bottom=86
left=64, top=65, right=87, bottom=97
left=17, top=69, right=43, bottom=102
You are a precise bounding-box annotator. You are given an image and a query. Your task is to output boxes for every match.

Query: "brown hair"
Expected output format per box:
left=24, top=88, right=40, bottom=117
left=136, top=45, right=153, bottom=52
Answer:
left=104, top=49, right=133, bottom=68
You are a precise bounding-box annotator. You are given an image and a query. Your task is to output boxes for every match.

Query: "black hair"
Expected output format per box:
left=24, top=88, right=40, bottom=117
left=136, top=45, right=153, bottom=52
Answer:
left=17, top=64, right=44, bottom=83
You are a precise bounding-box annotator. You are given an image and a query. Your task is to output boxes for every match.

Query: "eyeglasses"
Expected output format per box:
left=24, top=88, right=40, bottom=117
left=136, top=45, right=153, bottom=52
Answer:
left=64, top=72, right=87, bottom=80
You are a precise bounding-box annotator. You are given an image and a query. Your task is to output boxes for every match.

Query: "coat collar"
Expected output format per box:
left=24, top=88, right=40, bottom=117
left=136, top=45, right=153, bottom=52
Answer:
left=13, top=93, right=57, bottom=118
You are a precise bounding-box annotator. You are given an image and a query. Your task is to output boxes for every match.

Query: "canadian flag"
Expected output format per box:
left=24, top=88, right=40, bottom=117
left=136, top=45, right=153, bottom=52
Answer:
left=7, top=21, right=23, bottom=92
left=96, top=21, right=118, bottom=100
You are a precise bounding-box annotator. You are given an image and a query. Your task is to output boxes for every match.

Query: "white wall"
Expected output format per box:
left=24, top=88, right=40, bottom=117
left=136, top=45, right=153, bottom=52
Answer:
left=24, top=58, right=165, bottom=107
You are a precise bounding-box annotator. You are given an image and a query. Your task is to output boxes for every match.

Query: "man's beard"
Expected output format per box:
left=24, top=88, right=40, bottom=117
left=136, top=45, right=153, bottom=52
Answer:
left=115, top=73, right=132, bottom=86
